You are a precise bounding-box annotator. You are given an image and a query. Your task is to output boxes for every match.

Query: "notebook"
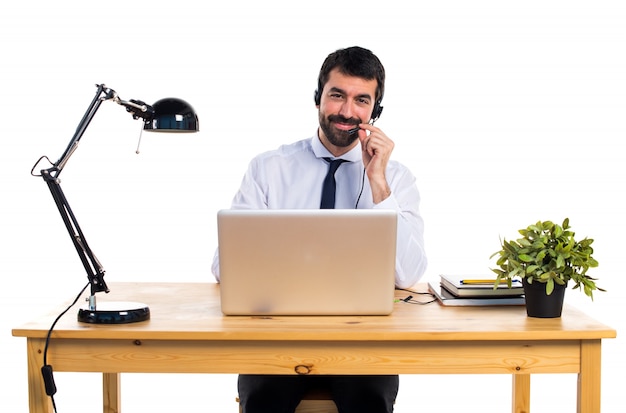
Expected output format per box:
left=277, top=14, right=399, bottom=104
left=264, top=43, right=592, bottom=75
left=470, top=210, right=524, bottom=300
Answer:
left=439, top=274, right=524, bottom=298
left=428, top=283, right=525, bottom=307
left=217, top=209, right=398, bottom=315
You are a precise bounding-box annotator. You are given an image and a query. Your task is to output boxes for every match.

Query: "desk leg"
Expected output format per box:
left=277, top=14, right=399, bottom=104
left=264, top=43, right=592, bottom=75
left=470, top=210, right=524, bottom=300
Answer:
left=512, top=374, right=530, bottom=413
left=103, top=373, right=121, bottom=413
left=578, top=339, right=601, bottom=413
left=26, top=338, right=53, bottom=413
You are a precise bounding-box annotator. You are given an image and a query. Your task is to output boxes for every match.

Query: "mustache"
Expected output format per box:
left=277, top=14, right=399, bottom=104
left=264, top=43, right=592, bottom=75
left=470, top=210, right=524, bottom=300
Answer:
left=328, top=114, right=361, bottom=126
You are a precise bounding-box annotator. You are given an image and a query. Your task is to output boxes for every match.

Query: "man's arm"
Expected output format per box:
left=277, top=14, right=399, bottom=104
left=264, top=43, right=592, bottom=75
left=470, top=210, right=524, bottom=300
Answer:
left=357, top=123, right=393, bottom=204
left=374, top=169, right=427, bottom=289
left=358, top=123, right=427, bottom=288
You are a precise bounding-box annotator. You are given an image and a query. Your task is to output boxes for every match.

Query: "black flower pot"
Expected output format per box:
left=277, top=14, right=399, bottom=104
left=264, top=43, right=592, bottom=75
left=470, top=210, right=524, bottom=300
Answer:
left=522, top=278, right=567, bottom=318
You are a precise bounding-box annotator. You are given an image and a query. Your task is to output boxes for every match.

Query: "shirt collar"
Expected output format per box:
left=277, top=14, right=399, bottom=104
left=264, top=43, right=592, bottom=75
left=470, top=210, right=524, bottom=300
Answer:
left=311, top=130, right=362, bottom=163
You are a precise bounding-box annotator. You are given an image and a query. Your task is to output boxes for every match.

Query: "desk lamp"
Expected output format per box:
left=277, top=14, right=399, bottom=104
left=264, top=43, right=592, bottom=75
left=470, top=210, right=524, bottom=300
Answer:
left=31, top=84, right=199, bottom=324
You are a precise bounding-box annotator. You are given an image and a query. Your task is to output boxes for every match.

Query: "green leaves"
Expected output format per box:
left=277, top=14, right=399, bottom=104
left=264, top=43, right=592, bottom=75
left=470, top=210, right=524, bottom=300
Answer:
left=518, top=254, right=534, bottom=262
left=490, top=218, right=602, bottom=300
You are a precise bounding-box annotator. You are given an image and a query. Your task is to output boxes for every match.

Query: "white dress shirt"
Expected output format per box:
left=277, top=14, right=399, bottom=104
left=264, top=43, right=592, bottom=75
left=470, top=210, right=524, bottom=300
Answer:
left=211, top=133, right=427, bottom=289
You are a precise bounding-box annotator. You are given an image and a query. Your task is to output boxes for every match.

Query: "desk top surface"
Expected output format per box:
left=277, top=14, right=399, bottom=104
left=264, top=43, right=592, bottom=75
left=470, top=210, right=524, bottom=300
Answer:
left=13, top=282, right=616, bottom=342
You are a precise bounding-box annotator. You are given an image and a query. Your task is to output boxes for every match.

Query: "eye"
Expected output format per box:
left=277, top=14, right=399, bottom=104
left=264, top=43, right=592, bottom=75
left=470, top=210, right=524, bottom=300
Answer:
left=329, top=93, right=344, bottom=100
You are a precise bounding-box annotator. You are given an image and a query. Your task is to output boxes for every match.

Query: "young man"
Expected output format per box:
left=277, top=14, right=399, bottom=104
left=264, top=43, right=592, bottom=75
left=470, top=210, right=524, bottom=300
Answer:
left=212, top=46, right=427, bottom=413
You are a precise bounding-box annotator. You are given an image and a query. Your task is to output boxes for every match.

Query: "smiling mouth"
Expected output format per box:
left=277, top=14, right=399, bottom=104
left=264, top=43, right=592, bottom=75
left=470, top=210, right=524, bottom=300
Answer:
left=333, top=121, right=360, bottom=133
left=329, top=114, right=360, bottom=129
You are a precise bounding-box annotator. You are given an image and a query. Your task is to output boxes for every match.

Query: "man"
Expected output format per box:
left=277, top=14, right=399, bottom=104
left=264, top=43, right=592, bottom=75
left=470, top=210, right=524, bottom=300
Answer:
left=212, top=46, right=427, bottom=413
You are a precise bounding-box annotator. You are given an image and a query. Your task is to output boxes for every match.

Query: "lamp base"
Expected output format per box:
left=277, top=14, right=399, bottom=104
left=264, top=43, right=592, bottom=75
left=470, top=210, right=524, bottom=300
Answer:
left=77, top=301, right=150, bottom=324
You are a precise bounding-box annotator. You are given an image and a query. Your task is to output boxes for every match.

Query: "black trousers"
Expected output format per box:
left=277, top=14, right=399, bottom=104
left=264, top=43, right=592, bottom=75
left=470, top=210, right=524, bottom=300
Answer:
left=238, top=374, right=399, bottom=413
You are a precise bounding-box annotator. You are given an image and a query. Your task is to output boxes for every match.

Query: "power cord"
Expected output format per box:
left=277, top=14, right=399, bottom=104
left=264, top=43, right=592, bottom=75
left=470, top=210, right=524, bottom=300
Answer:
left=41, top=281, right=90, bottom=413
left=395, top=288, right=436, bottom=305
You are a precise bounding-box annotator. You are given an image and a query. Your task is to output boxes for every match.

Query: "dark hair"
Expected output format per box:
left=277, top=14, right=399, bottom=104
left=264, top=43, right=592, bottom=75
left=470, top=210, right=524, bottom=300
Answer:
left=315, top=46, right=385, bottom=105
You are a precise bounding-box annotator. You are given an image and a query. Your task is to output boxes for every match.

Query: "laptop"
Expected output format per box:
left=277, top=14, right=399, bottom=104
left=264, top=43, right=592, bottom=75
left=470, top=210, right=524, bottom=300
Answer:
left=217, top=209, right=397, bottom=316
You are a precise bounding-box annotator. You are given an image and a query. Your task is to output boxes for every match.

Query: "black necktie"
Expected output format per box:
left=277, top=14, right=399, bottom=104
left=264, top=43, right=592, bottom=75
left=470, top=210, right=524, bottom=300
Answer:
left=320, top=158, right=348, bottom=209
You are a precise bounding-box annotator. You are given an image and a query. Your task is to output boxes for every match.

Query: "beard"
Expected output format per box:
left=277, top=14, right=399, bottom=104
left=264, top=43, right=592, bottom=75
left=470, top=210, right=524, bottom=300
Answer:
left=318, top=112, right=362, bottom=148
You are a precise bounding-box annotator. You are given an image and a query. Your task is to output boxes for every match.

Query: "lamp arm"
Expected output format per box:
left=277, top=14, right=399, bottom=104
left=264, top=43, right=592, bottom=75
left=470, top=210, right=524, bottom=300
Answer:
left=53, top=84, right=113, bottom=175
left=32, top=83, right=152, bottom=307
left=40, top=169, right=109, bottom=300
left=51, top=84, right=154, bottom=175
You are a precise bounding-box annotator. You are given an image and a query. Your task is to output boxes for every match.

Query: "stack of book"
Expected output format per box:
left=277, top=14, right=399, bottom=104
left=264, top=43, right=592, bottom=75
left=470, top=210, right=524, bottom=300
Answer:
left=428, top=274, right=525, bottom=306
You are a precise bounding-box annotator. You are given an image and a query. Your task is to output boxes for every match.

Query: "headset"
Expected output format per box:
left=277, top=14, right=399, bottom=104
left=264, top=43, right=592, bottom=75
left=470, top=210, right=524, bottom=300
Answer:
left=314, top=84, right=384, bottom=124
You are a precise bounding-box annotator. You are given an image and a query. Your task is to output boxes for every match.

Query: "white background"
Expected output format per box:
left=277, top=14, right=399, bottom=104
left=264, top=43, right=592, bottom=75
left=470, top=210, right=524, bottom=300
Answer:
left=1, top=1, right=624, bottom=412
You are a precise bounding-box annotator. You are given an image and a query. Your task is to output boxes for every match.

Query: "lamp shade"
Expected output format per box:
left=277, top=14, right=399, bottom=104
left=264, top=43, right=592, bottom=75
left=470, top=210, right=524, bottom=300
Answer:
left=143, top=98, right=199, bottom=132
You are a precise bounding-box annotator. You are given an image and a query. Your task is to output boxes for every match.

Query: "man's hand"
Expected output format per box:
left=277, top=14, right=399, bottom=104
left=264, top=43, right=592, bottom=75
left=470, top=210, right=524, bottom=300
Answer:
left=357, top=123, right=393, bottom=204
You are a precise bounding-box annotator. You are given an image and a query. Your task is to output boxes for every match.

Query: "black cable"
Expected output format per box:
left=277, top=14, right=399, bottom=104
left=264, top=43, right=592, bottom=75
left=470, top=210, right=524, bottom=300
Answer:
left=41, top=281, right=91, bottom=413
left=354, top=167, right=366, bottom=209
left=395, top=287, right=436, bottom=305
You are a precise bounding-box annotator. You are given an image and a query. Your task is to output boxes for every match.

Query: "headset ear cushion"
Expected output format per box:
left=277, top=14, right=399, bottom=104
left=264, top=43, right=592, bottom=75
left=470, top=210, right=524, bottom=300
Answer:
left=314, top=89, right=321, bottom=105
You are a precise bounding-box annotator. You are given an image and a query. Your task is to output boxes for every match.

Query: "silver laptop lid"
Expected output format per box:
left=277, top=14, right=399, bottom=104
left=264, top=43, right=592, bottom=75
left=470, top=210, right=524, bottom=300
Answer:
left=217, top=209, right=397, bottom=315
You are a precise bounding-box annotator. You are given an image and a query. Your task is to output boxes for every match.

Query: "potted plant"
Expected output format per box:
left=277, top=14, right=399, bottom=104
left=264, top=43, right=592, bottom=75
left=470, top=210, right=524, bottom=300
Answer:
left=490, top=218, right=603, bottom=317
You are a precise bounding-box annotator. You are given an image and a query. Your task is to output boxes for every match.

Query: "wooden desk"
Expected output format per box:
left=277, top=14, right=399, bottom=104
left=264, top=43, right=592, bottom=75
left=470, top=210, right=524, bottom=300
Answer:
left=13, top=282, right=616, bottom=413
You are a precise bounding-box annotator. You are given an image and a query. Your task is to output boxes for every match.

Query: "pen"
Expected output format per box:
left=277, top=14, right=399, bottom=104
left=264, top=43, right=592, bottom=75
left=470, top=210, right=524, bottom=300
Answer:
left=460, top=279, right=509, bottom=285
